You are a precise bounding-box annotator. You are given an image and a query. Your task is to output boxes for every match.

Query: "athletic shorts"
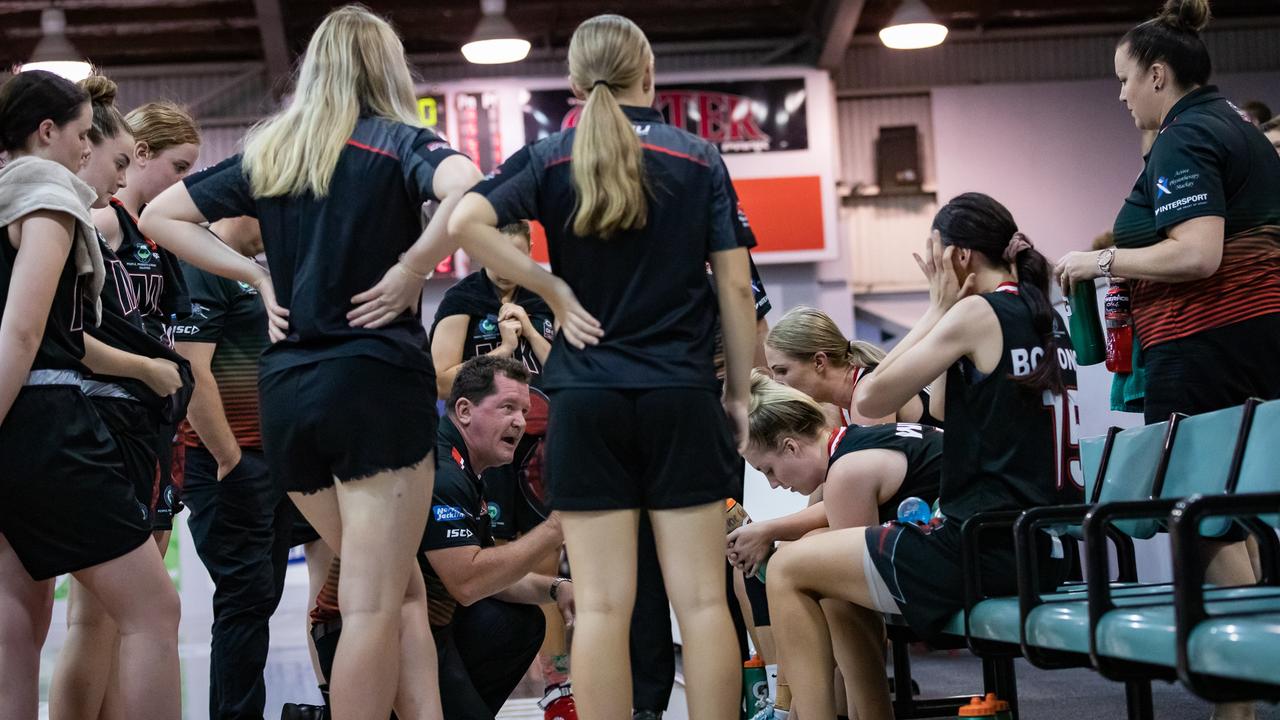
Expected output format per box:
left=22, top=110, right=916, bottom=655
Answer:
left=863, top=516, right=1065, bottom=639
left=482, top=463, right=544, bottom=540
left=91, top=397, right=164, bottom=529
left=0, top=387, right=151, bottom=580
left=1143, top=312, right=1280, bottom=425
left=545, top=388, right=738, bottom=511
left=260, top=356, right=437, bottom=494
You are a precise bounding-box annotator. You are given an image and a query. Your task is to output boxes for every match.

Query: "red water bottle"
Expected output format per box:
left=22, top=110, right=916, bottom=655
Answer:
left=1104, top=280, right=1133, bottom=374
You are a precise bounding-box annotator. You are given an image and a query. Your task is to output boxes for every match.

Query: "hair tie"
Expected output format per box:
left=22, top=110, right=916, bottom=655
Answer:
left=592, top=80, right=612, bottom=90
left=1003, top=232, right=1032, bottom=263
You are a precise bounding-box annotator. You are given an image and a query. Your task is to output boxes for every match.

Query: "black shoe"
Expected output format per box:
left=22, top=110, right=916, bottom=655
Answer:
left=633, top=711, right=663, bottom=720
left=282, top=703, right=329, bottom=720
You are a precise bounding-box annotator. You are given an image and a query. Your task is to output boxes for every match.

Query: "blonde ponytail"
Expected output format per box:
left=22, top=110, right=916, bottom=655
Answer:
left=767, top=306, right=886, bottom=369
left=567, top=14, right=650, bottom=239
left=748, top=370, right=828, bottom=450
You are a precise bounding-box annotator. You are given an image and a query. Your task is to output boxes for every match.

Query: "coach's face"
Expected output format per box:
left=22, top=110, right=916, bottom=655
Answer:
left=462, top=375, right=531, bottom=470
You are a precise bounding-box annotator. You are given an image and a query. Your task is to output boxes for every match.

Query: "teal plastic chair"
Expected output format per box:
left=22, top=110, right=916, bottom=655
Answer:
left=1169, top=398, right=1280, bottom=701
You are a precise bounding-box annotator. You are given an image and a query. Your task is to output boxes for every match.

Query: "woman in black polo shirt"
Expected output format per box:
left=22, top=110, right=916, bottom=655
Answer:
left=448, top=14, right=756, bottom=720
left=140, top=7, right=482, bottom=719
left=1056, top=0, right=1280, bottom=425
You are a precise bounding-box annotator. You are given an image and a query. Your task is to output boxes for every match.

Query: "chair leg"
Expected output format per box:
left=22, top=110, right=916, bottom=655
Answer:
left=891, top=639, right=915, bottom=706
left=1125, top=679, right=1153, bottom=720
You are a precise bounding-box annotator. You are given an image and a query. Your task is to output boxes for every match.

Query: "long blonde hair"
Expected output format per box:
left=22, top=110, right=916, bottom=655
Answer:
left=748, top=370, right=828, bottom=450
left=242, top=4, right=419, bottom=198
left=767, top=306, right=885, bottom=369
left=567, top=14, right=650, bottom=239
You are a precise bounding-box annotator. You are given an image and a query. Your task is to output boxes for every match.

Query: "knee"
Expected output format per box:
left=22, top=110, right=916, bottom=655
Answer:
left=765, top=544, right=807, bottom=595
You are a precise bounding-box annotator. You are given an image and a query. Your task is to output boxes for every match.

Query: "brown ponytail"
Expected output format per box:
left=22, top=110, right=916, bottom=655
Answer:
left=567, top=14, right=650, bottom=239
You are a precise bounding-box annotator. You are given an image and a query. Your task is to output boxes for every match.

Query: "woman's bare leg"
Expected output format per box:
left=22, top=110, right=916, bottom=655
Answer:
left=329, top=457, right=439, bottom=720
left=767, top=529, right=881, bottom=720
left=73, top=540, right=181, bottom=719
left=651, top=503, right=740, bottom=720
left=49, top=578, right=118, bottom=720
left=0, top=533, right=53, bottom=720
left=561, top=509, right=641, bottom=720
left=303, top=539, right=336, bottom=686
left=822, top=599, right=890, bottom=720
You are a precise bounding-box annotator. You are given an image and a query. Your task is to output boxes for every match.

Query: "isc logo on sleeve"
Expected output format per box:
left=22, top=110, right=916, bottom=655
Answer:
left=432, top=505, right=466, bottom=522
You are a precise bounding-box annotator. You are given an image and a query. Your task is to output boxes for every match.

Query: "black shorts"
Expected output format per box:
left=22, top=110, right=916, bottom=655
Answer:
left=0, top=387, right=151, bottom=580
left=864, top=517, right=1064, bottom=640
left=150, top=421, right=183, bottom=531
left=260, top=356, right=437, bottom=494
left=91, top=397, right=165, bottom=529
left=1143, top=313, right=1280, bottom=425
left=545, top=388, right=738, bottom=511
left=482, top=464, right=544, bottom=540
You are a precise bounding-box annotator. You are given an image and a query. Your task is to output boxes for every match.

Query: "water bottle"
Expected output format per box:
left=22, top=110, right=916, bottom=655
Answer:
left=957, top=695, right=995, bottom=719
left=897, top=497, right=932, bottom=526
left=725, top=499, right=770, bottom=582
left=1067, top=280, right=1106, bottom=366
left=986, top=693, right=1012, bottom=720
left=1104, top=280, right=1133, bottom=374
left=741, top=655, right=769, bottom=720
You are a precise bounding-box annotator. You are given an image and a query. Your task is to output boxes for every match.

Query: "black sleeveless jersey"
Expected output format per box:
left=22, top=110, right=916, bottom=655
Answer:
left=0, top=225, right=86, bottom=373
left=940, top=288, right=1082, bottom=522
left=111, top=199, right=190, bottom=347
left=96, top=234, right=145, bottom=331
left=827, top=422, right=943, bottom=524
left=430, top=270, right=555, bottom=388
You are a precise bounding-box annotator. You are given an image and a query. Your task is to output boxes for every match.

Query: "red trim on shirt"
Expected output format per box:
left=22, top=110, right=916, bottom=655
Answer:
left=451, top=446, right=465, bottom=470
left=110, top=197, right=158, bottom=250
left=995, top=282, right=1020, bottom=295
left=641, top=143, right=710, bottom=167
left=346, top=139, right=400, bottom=161
left=827, top=425, right=848, bottom=457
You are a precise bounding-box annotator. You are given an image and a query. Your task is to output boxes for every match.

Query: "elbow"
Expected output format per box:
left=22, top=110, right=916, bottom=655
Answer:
left=1188, top=253, right=1221, bottom=281
left=452, top=579, right=485, bottom=607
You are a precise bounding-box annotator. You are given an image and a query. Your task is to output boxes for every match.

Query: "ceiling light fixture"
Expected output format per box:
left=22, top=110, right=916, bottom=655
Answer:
left=461, top=0, right=530, bottom=65
left=20, top=8, right=93, bottom=81
left=879, top=0, right=948, bottom=50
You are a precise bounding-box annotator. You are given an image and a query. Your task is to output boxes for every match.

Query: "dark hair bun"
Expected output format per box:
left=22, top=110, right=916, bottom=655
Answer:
left=1160, top=0, right=1211, bottom=33
left=80, top=75, right=118, bottom=106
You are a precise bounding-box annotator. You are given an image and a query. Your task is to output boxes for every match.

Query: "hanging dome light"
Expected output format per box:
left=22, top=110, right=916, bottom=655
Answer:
left=20, top=8, right=93, bottom=81
left=461, top=0, right=530, bottom=65
left=879, top=0, right=948, bottom=50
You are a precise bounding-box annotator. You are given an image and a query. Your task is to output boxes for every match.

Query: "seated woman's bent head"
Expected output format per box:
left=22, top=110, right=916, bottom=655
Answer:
left=744, top=370, right=832, bottom=495
left=765, top=306, right=885, bottom=402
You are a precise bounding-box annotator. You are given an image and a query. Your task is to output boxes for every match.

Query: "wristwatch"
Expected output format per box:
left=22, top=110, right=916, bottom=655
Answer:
left=550, top=577, right=571, bottom=601
left=1097, top=247, right=1117, bottom=279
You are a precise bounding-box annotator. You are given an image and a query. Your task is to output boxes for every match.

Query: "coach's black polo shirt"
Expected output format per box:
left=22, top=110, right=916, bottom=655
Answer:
left=183, top=117, right=463, bottom=377
left=470, top=105, right=756, bottom=392
left=1114, top=86, right=1280, bottom=249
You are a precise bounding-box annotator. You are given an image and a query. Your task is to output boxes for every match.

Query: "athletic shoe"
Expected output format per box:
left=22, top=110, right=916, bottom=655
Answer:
left=281, top=703, right=328, bottom=720
left=539, top=682, right=578, bottom=720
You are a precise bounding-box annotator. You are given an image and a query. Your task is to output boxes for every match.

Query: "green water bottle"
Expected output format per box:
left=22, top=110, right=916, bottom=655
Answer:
left=741, top=655, right=769, bottom=719
left=1068, top=280, right=1106, bottom=366
left=957, top=695, right=994, bottom=719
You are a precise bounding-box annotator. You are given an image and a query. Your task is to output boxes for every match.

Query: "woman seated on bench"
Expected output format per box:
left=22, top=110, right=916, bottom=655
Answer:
left=763, top=193, right=1082, bottom=719
left=731, top=371, right=943, bottom=716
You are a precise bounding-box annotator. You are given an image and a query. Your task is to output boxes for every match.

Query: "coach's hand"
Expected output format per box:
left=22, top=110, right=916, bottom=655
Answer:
left=555, top=580, right=575, bottom=628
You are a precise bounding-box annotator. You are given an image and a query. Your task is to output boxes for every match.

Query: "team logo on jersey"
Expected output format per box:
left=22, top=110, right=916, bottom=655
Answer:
left=542, top=319, right=554, bottom=341
left=478, top=316, right=499, bottom=337
left=433, top=505, right=466, bottom=522
left=163, top=485, right=176, bottom=511
left=486, top=502, right=501, bottom=522
left=135, top=246, right=153, bottom=263
left=190, top=303, right=210, bottom=320
left=237, top=280, right=256, bottom=294
left=1155, top=176, right=1171, bottom=199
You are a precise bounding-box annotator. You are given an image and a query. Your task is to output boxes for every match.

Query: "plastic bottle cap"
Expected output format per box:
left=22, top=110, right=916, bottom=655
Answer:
left=958, top=696, right=993, bottom=717
left=726, top=498, right=737, bottom=509
left=744, top=655, right=765, bottom=668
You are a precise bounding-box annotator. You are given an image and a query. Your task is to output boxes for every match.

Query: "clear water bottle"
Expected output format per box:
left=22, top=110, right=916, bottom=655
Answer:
left=897, top=497, right=932, bottom=526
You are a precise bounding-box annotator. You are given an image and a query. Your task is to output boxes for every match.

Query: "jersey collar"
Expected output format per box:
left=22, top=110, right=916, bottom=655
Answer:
left=1160, top=85, right=1222, bottom=132
left=438, top=416, right=479, bottom=482
left=621, top=105, right=665, bottom=125
left=995, top=281, right=1020, bottom=295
